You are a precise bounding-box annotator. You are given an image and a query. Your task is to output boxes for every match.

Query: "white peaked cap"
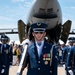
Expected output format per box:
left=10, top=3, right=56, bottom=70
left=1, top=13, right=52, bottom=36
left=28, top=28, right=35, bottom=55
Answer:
left=59, top=39, right=65, bottom=44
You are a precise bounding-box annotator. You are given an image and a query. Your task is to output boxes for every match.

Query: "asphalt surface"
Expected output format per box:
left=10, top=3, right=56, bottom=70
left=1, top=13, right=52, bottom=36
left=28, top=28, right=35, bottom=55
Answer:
left=9, top=65, right=65, bottom=75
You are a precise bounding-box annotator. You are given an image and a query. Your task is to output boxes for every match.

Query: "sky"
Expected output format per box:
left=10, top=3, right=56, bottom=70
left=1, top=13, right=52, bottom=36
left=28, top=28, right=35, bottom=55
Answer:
left=0, top=0, right=75, bottom=43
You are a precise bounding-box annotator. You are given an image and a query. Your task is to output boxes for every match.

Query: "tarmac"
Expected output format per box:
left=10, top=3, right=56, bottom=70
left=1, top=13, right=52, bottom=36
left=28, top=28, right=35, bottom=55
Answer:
left=9, top=65, right=65, bottom=75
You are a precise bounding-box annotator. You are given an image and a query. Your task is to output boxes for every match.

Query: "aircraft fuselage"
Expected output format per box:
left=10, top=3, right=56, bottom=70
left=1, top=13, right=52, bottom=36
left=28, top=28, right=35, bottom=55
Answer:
left=28, top=0, right=62, bottom=29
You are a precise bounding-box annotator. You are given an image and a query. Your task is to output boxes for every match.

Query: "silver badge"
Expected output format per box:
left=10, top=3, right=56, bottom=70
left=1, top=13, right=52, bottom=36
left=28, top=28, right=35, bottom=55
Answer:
left=44, top=61, right=48, bottom=65
left=37, top=23, right=41, bottom=26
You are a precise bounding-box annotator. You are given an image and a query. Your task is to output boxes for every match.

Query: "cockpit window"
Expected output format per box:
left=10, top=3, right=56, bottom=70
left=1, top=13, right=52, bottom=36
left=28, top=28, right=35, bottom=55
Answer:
left=33, top=8, right=57, bottom=19
left=47, top=8, right=53, bottom=14
left=38, top=8, right=45, bottom=14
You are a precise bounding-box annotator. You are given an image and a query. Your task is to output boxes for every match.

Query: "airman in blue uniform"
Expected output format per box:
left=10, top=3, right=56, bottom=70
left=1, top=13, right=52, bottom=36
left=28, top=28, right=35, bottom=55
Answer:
left=66, top=37, right=75, bottom=75
left=0, top=43, right=3, bottom=74
left=20, top=23, right=58, bottom=75
left=62, top=37, right=75, bottom=75
left=0, top=34, right=13, bottom=75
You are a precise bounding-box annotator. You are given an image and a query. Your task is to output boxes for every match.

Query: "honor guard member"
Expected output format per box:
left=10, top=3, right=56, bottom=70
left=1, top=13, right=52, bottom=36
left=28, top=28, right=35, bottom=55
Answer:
left=0, top=34, right=13, bottom=75
left=20, top=23, right=58, bottom=75
left=66, top=37, right=75, bottom=75
left=0, top=43, right=2, bottom=74
left=63, top=37, right=75, bottom=75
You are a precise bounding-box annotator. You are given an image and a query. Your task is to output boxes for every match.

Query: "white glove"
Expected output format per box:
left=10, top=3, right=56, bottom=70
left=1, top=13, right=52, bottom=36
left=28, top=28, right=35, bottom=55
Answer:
left=10, top=65, right=12, bottom=68
left=1, top=65, right=5, bottom=73
left=68, top=70, right=73, bottom=75
left=63, top=64, right=65, bottom=68
left=1, top=69, right=4, bottom=73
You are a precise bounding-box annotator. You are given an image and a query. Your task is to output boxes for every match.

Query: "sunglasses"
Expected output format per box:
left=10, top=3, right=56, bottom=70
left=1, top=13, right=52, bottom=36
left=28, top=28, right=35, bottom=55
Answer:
left=34, top=32, right=44, bottom=34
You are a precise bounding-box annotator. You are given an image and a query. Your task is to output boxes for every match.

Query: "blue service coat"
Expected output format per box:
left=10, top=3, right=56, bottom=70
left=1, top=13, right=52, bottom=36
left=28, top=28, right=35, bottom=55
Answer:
left=67, top=46, right=75, bottom=74
left=62, top=46, right=71, bottom=66
left=23, top=41, right=58, bottom=75
left=0, top=44, right=3, bottom=74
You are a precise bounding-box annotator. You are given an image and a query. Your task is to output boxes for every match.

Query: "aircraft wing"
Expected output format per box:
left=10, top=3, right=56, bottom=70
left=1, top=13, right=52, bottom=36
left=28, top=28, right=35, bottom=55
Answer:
left=18, top=20, right=26, bottom=43
left=60, top=20, right=72, bottom=43
left=18, top=20, right=30, bottom=43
